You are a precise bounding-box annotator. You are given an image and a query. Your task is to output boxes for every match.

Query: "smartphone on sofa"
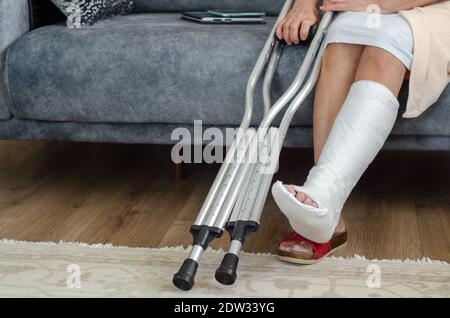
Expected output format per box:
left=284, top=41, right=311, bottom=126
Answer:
left=207, top=9, right=266, bottom=18
left=180, top=12, right=265, bottom=24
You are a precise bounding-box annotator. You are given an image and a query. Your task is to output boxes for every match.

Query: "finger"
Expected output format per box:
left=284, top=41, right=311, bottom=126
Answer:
left=289, top=19, right=302, bottom=44
left=276, top=19, right=285, bottom=40
left=299, top=21, right=311, bottom=41
left=283, top=20, right=292, bottom=44
left=320, top=2, right=349, bottom=12
left=320, top=0, right=347, bottom=10
left=321, top=0, right=345, bottom=7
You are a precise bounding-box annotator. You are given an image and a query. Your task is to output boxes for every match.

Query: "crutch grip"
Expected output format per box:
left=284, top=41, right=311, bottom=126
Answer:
left=172, top=259, right=198, bottom=291
left=278, top=24, right=318, bottom=44
left=215, top=253, right=239, bottom=285
left=308, top=25, right=318, bottom=42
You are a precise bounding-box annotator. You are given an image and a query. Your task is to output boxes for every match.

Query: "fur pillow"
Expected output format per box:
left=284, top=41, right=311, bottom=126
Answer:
left=50, top=0, right=134, bottom=28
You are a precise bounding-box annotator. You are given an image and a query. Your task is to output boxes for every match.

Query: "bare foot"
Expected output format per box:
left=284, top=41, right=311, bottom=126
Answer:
left=279, top=184, right=346, bottom=254
left=284, top=185, right=318, bottom=208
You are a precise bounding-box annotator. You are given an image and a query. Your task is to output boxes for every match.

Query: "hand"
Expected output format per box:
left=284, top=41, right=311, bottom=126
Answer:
left=320, top=0, right=383, bottom=13
left=276, top=1, right=320, bottom=45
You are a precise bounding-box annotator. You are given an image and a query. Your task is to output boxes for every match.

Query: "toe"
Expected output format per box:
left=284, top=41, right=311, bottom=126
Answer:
left=285, top=185, right=296, bottom=196
left=292, top=242, right=313, bottom=254
left=304, top=197, right=313, bottom=206
left=295, top=192, right=306, bottom=203
left=278, top=242, right=294, bottom=252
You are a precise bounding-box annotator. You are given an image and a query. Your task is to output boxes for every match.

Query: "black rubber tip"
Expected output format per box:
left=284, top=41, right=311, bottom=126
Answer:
left=215, top=253, right=239, bottom=285
left=173, top=259, right=198, bottom=291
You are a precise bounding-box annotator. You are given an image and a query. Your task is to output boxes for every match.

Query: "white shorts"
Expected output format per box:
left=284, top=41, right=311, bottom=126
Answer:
left=324, top=11, right=414, bottom=70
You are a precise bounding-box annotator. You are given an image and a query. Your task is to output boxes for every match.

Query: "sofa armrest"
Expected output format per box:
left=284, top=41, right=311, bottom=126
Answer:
left=0, top=0, right=29, bottom=56
left=0, top=0, right=29, bottom=119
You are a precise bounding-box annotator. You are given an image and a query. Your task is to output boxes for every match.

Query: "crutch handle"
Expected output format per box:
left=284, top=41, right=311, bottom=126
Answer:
left=278, top=24, right=318, bottom=44
left=215, top=253, right=239, bottom=285
left=308, top=25, right=319, bottom=41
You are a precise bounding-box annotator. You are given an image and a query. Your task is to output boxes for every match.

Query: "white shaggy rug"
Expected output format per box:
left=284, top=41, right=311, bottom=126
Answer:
left=0, top=239, right=448, bottom=298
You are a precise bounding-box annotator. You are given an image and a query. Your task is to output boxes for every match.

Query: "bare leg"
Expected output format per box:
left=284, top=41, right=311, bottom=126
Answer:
left=355, top=46, right=406, bottom=96
left=313, top=43, right=364, bottom=162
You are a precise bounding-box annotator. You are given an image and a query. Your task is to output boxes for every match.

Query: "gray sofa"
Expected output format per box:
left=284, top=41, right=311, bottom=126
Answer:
left=1, top=0, right=449, bottom=150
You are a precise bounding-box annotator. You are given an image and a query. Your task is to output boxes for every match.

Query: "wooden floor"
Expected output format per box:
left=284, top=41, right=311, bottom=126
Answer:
left=0, top=140, right=448, bottom=262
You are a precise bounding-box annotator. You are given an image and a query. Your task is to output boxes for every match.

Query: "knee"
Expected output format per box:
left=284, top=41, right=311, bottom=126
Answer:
left=356, top=46, right=406, bottom=96
left=322, top=43, right=362, bottom=72
left=361, top=46, right=396, bottom=72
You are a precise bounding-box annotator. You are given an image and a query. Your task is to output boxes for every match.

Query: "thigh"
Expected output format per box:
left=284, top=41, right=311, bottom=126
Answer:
left=313, top=43, right=364, bottom=162
left=355, top=46, right=407, bottom=97
left=321, top=43, right=364, bottom=71
left=316, top=43, right=364, bottom=105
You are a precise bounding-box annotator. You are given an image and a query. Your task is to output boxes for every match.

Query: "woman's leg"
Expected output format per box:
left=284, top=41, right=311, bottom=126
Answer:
left=355, top=46, right=407, bottom=96
left=289, top=46, right=406, bottom=205
left=313, top=43, right=364, bottom=162
left=274, top=45, right=406, bottom=244
left=280, top=43, right=363, bottom=252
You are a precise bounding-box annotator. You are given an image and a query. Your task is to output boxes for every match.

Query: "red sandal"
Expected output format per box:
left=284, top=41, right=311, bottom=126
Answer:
left=277, top=231, right=348, bottom=264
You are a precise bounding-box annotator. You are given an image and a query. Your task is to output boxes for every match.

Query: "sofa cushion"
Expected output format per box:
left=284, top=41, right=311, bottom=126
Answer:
left=131, top=0, right=283, bottom=16
left=5, top=13, right=307, bottom=126
left=5, top=13, right=450, bottom=136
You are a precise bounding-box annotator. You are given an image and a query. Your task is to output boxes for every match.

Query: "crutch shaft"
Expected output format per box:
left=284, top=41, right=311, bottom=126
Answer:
left=194, top=128, right=253, bottom=226
left=173, top=0, right=328, bottom=292
left=244, top=0, right=295, bottom=126
left=215, top=129, right=278, bottom=285
left=278, top=19, right=331, bottom=143
left=237, top=14, right=333, bottom=229
left=202, top=3, right=326, bottom=229
left=263, top=41, right=283, bottom=115
left=211, top=22, right=327, bottom=228
left=214, top=13, right=334, bottom=287
left=228, top=127, right=279, bottom=224
left=213, top=132, right=260, bottom=229
left=192, top=0, right=295, bottom=227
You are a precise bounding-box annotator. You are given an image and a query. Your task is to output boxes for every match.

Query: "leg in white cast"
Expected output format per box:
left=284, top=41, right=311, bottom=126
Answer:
left=272, top=80, right=399, bottom=243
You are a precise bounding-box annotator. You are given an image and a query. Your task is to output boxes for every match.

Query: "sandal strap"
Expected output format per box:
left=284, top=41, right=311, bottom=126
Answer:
left=280, top=231, right=331, bottom=259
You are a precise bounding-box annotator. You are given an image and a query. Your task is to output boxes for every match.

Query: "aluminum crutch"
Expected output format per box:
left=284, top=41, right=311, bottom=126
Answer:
left=215, top=127, right=280, bottom=284
left=173, top=1, right=333, bottom=291
left=172, top=0, right=296, bottom=291
left=214, top=12, right=334, bottom=286
left=204, top=11, right=334, bottom=251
